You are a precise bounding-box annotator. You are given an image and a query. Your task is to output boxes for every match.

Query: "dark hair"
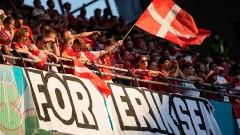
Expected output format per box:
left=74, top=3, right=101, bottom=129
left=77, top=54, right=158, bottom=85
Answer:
left=46, top=0, right=53, bottom=5
left=146, top=40, right=154, bottom=46
left=209, top=61, right=218, bottom=70
left=123, top=39, right=132, bottom=46
left=134, top=55, right=147, bottom=65
left=36, top=35, right=44, bottom=43
left=94, top=8, right=101, bottom=13
left=194, top=62, right=204, bottom=73
left=3, top=16, right=14, bottom=25
left=120, top=50, right=128, bottom=59
left=158, top=56, right=170, bottom=65
left=181, top=62, right=192, bottom=70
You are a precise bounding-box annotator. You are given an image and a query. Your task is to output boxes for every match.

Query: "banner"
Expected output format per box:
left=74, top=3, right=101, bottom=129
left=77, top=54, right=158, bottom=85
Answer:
left=0, top=65, right=223, bottom=135
left=106, top=84, right=221, bottom=135
left=24, top=68, right=113, bottom=135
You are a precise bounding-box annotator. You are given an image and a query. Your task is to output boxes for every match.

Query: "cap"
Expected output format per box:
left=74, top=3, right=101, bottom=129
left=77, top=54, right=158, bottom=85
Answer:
left=15, top=13, right=24, bottom=19
left=206, top=70, right=218, bottom=81
left=82, top=37, right=93, bottom=45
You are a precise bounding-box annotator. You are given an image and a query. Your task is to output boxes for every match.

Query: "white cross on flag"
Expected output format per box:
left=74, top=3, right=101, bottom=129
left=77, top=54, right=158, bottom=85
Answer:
left=135, top=0, right=211, bottom=48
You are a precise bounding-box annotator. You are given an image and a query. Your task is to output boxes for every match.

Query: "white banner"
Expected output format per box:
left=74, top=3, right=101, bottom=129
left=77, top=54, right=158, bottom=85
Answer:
left=25, top=68, right=113, bottom=135
left=106, top=84, right=222, bottom=135
left=24, top=68, right=222, bottom=135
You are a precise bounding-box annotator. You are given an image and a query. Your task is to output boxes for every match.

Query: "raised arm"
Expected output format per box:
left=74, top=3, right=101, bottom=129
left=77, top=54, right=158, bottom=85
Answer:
left=99, top=40, right=123, bottom=57
left=74, top=31, right=101, bottom=38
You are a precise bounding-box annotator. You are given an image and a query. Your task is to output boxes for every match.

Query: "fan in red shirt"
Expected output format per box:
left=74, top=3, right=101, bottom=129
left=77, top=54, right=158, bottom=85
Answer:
left=134, top=55, right=167, bottom=90
left=14, top=13, right=35, bottom=46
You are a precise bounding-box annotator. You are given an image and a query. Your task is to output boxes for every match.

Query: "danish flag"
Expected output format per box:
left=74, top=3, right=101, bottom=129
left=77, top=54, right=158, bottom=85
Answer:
left=136, top=0, right=210, bottom=48
left=73, top=59, right=111, bottom=97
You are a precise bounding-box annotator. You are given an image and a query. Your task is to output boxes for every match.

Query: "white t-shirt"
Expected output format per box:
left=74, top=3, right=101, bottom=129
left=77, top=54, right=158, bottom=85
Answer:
left=216, top=75, right=229, bottom=102
left=181, top=82, right=200, bottom=97
left=32, top=8, right=45, bottom=16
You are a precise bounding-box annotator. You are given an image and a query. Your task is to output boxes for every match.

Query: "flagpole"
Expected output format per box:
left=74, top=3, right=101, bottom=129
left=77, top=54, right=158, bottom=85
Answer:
left=122, top=24, right=135, bottom=41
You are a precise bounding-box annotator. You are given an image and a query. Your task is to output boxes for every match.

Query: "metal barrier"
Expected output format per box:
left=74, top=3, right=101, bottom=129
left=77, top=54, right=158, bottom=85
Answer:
left=1, top=49, right=240, bottom=102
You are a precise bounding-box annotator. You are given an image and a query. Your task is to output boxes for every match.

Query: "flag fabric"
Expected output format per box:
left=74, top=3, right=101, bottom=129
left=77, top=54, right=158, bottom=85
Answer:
left=73, top=59, right=112, bottom=97
left=28, top=45, right=48, bottom=70
left=135, top=0, right=210, bottom=48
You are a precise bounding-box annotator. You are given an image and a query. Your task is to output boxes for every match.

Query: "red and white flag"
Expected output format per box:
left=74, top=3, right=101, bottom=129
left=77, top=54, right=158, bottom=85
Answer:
left=135, top=0, right=210, bottom=48
left=73, top=59, right=112, bottom=97
left=28, top=45, right=48, bottom=70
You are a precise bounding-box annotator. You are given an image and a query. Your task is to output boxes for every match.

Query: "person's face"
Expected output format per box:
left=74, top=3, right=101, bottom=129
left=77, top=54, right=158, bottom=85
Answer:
left=95, top=10, right=101, bottom=17
left=185, top=66, right=194, bottom=76
left=161, top=60, right=171, bottom=70
left=123, top=51, right=131, bottom=61
left=147, top=42, right=155, bottom=51
left=162, top=50, right=170, bottom=57
left=199, top=64, right=206, bottom=73
left=138, top=56, right=148, bottom=69
left=48, top=1, right=55, bottom=8
left=37, top=38, right=50, bottom=50
left=65, top=4, right=71, bottom=11
left=15, top=19, right=24, bottom=27
left=5, top=20, right=15, bottom=29
left=149, top=61, right=158, bottom=70
left=211, top=64, right=219, bottom=73
left=21, top=32, right=29, bottom=44
left=35, top=0, right=42, bottom=8
left=138, top=41, right=147, bottom=51
left=125, top=41, right=133, bottom=50
left=98, top=35, right=107, bottom=43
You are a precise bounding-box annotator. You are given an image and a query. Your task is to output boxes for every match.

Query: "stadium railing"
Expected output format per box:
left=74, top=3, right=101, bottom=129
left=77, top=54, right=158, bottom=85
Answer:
left=0, top=49, right=239, bottom=102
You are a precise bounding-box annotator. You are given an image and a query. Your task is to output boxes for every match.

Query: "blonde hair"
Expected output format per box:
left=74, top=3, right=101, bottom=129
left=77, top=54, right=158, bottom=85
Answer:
left=63, top=36, right=74, bottom=45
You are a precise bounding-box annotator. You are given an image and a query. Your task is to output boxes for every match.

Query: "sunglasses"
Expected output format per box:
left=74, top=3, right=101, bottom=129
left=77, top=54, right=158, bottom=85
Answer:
left=140, top=60, right=148, bottom=63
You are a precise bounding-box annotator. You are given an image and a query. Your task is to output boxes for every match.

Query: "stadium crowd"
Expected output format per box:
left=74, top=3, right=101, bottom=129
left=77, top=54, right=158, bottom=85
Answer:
left=0, top=0, right=240, bottom=104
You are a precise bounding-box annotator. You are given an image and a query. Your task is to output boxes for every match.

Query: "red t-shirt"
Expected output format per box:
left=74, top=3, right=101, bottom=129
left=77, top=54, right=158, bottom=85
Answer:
left=135, top=69, right=154, bottom=90
left=11, top=42, right=27, bottom=49
left=63, top=45, right=74, bottom=56
left=62, top=45, right=75, bottom=74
